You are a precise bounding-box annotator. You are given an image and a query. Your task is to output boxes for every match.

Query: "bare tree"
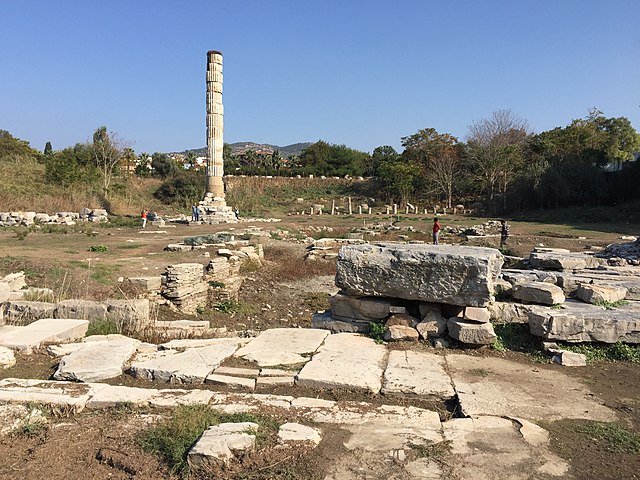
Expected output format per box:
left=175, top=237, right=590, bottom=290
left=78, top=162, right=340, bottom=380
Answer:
left=91, top=126, right=130, bottom=198
left=466, top=110, right=531, bottom=210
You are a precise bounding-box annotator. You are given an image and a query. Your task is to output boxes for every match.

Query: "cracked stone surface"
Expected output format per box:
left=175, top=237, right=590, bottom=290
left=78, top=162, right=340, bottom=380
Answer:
left=382, top=350, right=455, bottom=399
left=234, top=328, right=329, bottom=366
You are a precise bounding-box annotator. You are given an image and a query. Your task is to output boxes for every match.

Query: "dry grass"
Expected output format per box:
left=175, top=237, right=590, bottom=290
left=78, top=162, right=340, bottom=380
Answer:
left=263, top=244, right=336, bottom=281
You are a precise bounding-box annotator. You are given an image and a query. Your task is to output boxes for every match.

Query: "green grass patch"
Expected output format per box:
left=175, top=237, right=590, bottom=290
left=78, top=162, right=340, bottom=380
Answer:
left=491, top=323, right=548, bottom=361
left=88, top=244, right=108, bottom=252
left=213, top=300, right=257, bottom=316
left=592, top=299, right=629, bottom=310
left=89, top=263, right=120, bottom=285
left=560, top=342, right=640, bottom=363
left=139, top=405, right=277, bottom=478
left=86, top=319, right=120, bottom=336
left=116, top=243, right=143, bottom=249
left=576, top=422, right=640, bottom=454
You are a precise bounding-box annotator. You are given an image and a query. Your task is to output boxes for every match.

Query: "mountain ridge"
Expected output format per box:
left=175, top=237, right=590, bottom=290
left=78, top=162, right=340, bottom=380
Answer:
left=175, top=141, right=312, bottom=159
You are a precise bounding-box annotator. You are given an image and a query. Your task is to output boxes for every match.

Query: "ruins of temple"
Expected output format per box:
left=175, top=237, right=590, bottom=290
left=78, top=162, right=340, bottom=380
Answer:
left=199, top=50, right=237, bottom=223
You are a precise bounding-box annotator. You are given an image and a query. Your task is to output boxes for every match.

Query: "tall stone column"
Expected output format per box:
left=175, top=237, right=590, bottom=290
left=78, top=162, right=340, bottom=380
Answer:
left=206, top=50, right=225, bottom=201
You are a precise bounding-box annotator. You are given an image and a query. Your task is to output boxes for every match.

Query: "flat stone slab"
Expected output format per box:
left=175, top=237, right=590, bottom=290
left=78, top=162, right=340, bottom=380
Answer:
left=528, top=299, right=640, bottom=343
left=256, top=376, right=295, bottom=387
left=148, top=389, right=215, bottom=407
left=446, top=354, right=615, bottom=421
left=278, top=423, right=321, bottom=445
left=188, top=422, right=258, bottom=469
left=529, top=251, right=606, bottom=270
left=53, top=335, right=140, bottom=382
left=0, top=319, right=89, bottom=354
left=259, top=368, right=297, bottom=377
left=86, top=384, right=158, bottom=409
left=129, top=343, right=239, bottom=383
left=214, top=366, right=260, bottom=377
left=557, top=271, right=640, bottom=301
left=443, top=415, right=569, bottom=479
left=296, top=333, right=387, bottom=394
left=234, top=328, right=329, bottom=366
left=512, top=281, right=565, bottom=305
left=0, top=378, right=95, bottom=413
left=382, top=350, right=455, bottom=399
left=205, top=374, right=256, bottom=390
left=159, top=337, right=249, bottom=351
left=335, top=243, right=503, bottom=307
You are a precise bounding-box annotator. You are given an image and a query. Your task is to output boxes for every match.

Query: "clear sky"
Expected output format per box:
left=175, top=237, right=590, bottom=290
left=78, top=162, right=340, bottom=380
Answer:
left=1, top=0, right=639, bottom=154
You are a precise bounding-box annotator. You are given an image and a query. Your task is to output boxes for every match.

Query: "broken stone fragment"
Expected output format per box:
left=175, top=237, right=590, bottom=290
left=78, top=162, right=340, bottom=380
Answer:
left=512, top=282, right=565, bottom=306
left=385, top=313, right=418, bottom=328
left=553, top=350, right=587, bottom=367
left=447, top=318, right=497, bottom=345
left=277, top=423, right=322, bottom=445
left=463, top=307, right=491, bottom=323
left=384, top=325, right=419, bottom=342
left=188, top=422, right=258, bottom=469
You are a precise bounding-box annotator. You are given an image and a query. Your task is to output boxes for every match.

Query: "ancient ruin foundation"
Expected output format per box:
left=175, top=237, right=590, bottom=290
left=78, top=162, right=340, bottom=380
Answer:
left=200, top=50, right=236, bottom=223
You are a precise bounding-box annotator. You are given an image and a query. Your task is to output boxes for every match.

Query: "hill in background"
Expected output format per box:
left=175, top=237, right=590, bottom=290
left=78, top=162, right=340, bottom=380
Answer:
left=177, top=142, right=312, bottom=159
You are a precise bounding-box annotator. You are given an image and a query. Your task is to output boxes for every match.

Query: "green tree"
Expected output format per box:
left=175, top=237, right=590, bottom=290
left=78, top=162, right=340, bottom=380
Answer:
left=151, top=152, right=178, bottom=178
left=369, top=146, right=399, bottom=176
left=45, top=143, right=92, bottom=186
left=44, top=141, right=53, bottom=156
left=91, top=126, right=129, bottom=197
left=377, top=158, right=419, bottom=204
left=0, top=130, right=41, bottom=161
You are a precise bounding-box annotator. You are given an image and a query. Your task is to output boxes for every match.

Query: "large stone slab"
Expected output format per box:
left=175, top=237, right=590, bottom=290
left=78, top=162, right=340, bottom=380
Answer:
left=529, top=251, right=605, bottom=270
left=0, top=378, right=95, bottom=413
left=0, top=319, right=89, bottom=354
left=159, top=337, right=249, bottom=351
left=557, top=271, right=640, bottom=301
left=575, top=284, right=627, bottom=304
left=528, top=299, right=640, bottom=343
left=86, top=384, right=158, bottom=409
left=448, top=318, right=497, bottom=345
left=442, top=416, right=569, bottom=479
left=129, top=343, right=239, bottom=383
left=3, top=301, right=56, bottom=324
left=335, top=243, right=503, bottom=307
left=446, top=354, right=615, bottom=421
left=296, top=333, right=387, bottom=394
left=328, top=292, right=392, bottom=321
left=382, top=350, right=455, bottom=399
left=234, top=328, right=329, bottom=366
left=53, top=335, right=140, bottom=382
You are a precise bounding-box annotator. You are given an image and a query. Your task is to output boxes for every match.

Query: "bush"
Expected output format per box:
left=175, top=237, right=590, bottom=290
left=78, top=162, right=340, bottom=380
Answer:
left=154, top=171, right=205, bottom=208
left=88, top=244, right=108, bottom=252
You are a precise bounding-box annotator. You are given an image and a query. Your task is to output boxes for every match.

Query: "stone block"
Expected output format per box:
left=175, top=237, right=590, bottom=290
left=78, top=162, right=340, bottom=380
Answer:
left=336, top=244, right=503, bottom=307
left=385, top=313, right=418, bottom=328
left=106, top=299, right=151, bottom=333
left=311, top=311, right=371, bottom=333
left=329, top=293, right=392, bottom=321
left=4, top=301, right=56, bottom=324
left=576, top=284, right=627, bottom=304
left=448, top=318, right=497, bottom=345
left=464, top=307, right=491, bottom=323
left=529, top=252, right=605, bottom=271
left=415, top=313, right=447, bottom=339
left=278, top=423, right=321, bottom=445
left=234, top=328, right=329, bottom=367
left=0, top=319, right=89, bottom=354
left=55, top=300, right=107, bottom=321
left=128, top=276, right=163, bottom=291
left=512, top=282, right=565, bottom=306
left=382, top=350, right=455, bottom=398
left=205, top=374, right=256, bottom=390
left=384, top=325, right=419, bottom=342
left=188, top=422, right=257, bottom=469
left=553, top=351, right=587, bottom=367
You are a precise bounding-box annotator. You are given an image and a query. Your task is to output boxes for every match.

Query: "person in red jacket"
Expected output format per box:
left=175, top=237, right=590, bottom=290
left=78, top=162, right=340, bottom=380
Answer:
left=432, top=217, right=441, bottom=245
left=141, top=209, right=148, bottom=229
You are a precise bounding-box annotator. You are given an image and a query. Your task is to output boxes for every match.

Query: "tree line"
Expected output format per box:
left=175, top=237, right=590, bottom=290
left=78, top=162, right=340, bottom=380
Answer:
left=1, top=107, right=638, bottom=214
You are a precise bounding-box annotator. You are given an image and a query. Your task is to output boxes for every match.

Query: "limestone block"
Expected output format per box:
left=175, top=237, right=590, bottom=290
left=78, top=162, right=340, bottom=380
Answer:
left=128, top=276, right=163, bottom=291
left=463, top=307, right=491, bottom=323
left=576, top=284, right=627, bottom=304
left=553, top=351, right=587, bottom=366
left=557, top=272, right=640, bottom=301
left=55, top=299, right=107, bottom=321
left=487, top=302, right=534, bottom=324
left=106, top=299, right=151, bottom=332
left=385, top=313, right=418, bottom=328
left=205, top=374, right=256, bottom=390
left=0, top=346, right=16, bottom=368
left=512, top=282, right=565, bottom=305
left=529, top=252, right=605, bottom=270
left=86, top=384, right=158, bottom=409
left=188, top=422, right=257, bottom=469
left=234, top=328, right=329, bottom=367
left=1, top=272, right=26, bottom=291
left=0, top=319, right=89, bottom=354
left=213, top=366, right=260, bottom=377
left=0, top=378, right=93, bottom=412
left=296, top=333, right=387, bottom=394
left=4, top=301, right=56, bottom=324
left=447, top=318, right=497, bottom=345
left=415, top=313, right=447, bottom=339
left=336, top=243, right=503, bottom=307
left=527, top=299, right=640, bottom=343
left=382, top=350, right=455, bottom=398
left=329, top=293, right=392, bottom=321
left=256, top=376, right=295, bottom=387
left=278, top=423, right=321, bottom=445
left=311, top=311, right=370, bottom=333
left=384, top=325, right=419, bottom=342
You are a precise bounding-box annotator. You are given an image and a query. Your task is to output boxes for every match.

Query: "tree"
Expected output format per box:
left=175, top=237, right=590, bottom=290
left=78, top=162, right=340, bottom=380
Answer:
left=0, top=130, right=41, bottom=161
left=90, top=126, right=129, bottom=197
left=466, top=110, right=531, bottom=211
left=151, top=152, right=178, bottom=178
left=401, top=128, right=462, bottom=208
left=44, top=141, right=53, bottom=156
left=45, top=143, right=92, bottom=186
left=377, top=158, right=419, bottom=204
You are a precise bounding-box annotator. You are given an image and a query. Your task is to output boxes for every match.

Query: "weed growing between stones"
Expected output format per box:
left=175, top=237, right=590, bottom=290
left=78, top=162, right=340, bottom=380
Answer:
left=139, top=405, right=277, bottom=478
left=592, top=299, right=629, bottom=309
left=368, top=320, right=387, bottom=344
left=491, top=324, right=548, bottom=361
left=575, top=422, right=640, bottom=454
left=86, top=318, right=121, bottom=336
left=559, top=342, right=640, bottom=363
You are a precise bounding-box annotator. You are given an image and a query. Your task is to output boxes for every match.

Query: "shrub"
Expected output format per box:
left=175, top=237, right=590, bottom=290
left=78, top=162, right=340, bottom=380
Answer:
left=86, top=319, right=120, bottom=336
left=88, top=244, right=108, bottom=252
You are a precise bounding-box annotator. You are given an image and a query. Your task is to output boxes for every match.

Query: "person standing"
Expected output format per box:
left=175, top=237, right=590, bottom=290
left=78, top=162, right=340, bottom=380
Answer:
left=500, top=219, right=510, bottom=248
left=141, top=209, right=148, bottom=229
left=432, top=217, right=441, bottom=245
left=191, top=204, right=197, bottom=221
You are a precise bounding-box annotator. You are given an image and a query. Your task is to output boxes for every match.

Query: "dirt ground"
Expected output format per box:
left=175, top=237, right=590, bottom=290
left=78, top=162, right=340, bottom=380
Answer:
left=0, top=214, right=638, bottom=479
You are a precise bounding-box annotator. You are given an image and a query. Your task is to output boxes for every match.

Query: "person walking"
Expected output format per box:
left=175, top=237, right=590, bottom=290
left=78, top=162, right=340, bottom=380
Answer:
left=432, top=217, right=441, bottom=245
left=141, top=209, right=148, bottom=229
left=191, top=204, right=197, bottom=221
left=500, top=219, right=510, bottom=248
left=234, top=206, right=239, bottom=219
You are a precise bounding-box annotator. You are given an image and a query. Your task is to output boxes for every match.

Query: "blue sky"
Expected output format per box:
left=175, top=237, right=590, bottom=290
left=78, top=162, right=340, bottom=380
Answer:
left=1, top=0, right=639, bottom=154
